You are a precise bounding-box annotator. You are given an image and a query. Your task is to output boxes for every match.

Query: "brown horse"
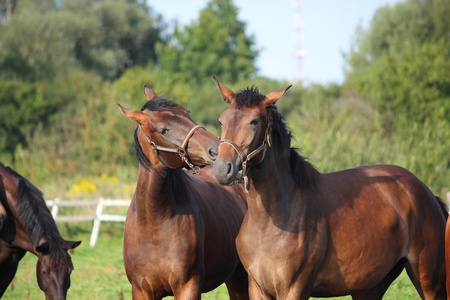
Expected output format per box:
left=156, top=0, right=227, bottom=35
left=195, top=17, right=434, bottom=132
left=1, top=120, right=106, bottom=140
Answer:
left=0, top=163, right=81, bottom=300
left=212, top=77, right=448, bottom=300
left=119, top=85, right=248, bottom=300
left=445, top=217, right=450, bottom=300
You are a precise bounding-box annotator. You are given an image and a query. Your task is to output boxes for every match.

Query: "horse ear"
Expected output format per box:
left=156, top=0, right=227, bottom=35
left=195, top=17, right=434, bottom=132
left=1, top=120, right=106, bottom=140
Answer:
left=213, top=76, right=235, bottom=104
left=62, top=240, right=81, bottom=250
left=118, top=104, right=146, bottom=124
left=36, top=242, right=50, bottom=254
left=143, top=85, right=158, bottom=100
left=264, top=85, right=292, bottom=107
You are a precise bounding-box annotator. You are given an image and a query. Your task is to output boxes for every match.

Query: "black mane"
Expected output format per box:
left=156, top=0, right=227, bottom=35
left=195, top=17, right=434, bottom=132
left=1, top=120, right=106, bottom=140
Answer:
left=234, top=88, right=321, bottom=189
left=0, top=163, right=68, bottom=266
left=7, top=167, right=63, bottom=245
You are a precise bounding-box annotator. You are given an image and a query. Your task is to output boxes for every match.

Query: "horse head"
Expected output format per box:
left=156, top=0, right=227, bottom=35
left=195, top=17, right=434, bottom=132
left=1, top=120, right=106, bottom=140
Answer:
left=35, top=239, right=81, bottom=300
left=118, top=85, right=219, bottom=170
left=212, top=77, right=291, bottom=186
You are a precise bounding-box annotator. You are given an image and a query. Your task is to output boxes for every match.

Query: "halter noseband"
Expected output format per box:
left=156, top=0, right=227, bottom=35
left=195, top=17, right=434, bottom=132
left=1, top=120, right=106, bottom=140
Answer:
left=138, top=124, right=205, bottom=173
left=219, top=120, right=272, bottom=192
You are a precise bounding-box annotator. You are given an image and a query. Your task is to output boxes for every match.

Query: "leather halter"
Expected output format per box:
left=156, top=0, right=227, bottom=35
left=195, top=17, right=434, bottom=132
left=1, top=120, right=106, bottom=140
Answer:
left=219, top=120, right=272, bottom=192
left=138, top=124, right=205, bottom=173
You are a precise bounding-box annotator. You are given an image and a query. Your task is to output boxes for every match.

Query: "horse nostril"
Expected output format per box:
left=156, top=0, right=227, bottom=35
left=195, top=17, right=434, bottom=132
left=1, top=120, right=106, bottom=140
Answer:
left=208, top=147, right=218, bottom=161
left=226, top=162, right=232, bottom=176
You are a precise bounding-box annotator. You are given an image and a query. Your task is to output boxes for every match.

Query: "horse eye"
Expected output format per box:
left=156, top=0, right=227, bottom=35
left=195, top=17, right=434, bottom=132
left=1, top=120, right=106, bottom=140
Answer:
left=159, top=128, right=169, bottom=135
left=250, top=119, right=259, bottom=126
left=218, top=120, right=222, bottom=126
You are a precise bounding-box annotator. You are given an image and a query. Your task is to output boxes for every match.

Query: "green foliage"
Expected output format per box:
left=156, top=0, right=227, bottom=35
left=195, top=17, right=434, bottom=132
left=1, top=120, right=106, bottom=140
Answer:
left=0, top=80, right=47, bottom=153
left=157, top=0, right=258, bottom=84
left=114, top=65, right=193, bottom=107
left=345, top=0, right=450, bottom=124
left=348, top=38, right=450, bottom=125
left=0, top=0, right=164, bottom=80
left=286, top=91, right=448, bottom=196
left=6, top=69, right=137, bottom=191
left=343, top=0, right=449, bottom=195
left=345, top=0, right=449, bottom=77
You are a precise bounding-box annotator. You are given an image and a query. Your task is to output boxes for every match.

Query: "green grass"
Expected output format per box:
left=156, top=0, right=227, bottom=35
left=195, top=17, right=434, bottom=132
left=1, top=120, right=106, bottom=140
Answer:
left=2, top=222, right=420, bottom=299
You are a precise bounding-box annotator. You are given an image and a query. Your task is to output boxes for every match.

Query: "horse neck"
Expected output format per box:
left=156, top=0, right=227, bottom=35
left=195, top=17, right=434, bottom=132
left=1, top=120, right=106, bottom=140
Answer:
left=8, top=211, right=58, bottom=256
left=1, top=175, right=62, bottom=255
left=133, top=162, right=182, bottom=224
left=246, top=147, right=303, bottom=225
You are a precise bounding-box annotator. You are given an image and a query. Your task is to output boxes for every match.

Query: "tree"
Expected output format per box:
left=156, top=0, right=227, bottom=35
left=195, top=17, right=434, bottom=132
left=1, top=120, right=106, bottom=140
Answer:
left=344, top=0, right=450, bottom=124
left=157, top=0, right=258, bottom=84
left=343, top=0, right=450, bottom=193
left=0, top=0, right=165, bottom=80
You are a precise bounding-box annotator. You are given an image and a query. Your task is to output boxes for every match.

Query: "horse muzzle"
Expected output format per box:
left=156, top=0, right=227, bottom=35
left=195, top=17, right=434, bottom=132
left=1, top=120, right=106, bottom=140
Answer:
left=213, top=155, right=240, bottom=185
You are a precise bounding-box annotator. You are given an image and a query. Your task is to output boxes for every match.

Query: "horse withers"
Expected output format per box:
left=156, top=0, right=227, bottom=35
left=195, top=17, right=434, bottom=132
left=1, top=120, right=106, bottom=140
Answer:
left=0, top=163, right=81, bottom=300
left=119, top=85, right=248, bottom=300
left=212, top=77, right=447, bottom=300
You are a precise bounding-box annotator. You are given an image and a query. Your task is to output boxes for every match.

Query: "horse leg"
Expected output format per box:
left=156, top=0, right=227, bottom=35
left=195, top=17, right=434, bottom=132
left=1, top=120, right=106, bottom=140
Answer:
left=404, top=226, right=446, bottom=300
left=405, top=257, right=446, bottom=300
left=248, top=275, right=274, bottom=300
left=131, top=285, right=163, bottom=300
left=351, top=259, right=405, bottom=300
left=0, top=262, right=19, bottom=297
left=173, top=278, right=202, bottom=300
left=224, top=263, right=249, bottom=300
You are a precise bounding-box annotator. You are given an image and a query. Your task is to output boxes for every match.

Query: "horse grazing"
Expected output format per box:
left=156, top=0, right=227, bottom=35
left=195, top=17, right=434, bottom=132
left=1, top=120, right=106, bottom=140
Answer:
left=212, top=77, right=447, bottom=300
left=0, top=163, right=81, bottom=300
left=119, top=85, right=248, bottom=300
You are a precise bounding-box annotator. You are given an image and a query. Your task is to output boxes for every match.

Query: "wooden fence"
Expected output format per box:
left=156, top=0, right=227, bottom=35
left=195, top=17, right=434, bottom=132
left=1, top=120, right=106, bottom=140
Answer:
left=45, top=198, right=130, bottom=247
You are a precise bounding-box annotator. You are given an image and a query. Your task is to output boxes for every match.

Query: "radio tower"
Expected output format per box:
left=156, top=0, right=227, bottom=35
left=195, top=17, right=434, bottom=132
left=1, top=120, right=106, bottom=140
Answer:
left=293, top=0, right=305, bottom=82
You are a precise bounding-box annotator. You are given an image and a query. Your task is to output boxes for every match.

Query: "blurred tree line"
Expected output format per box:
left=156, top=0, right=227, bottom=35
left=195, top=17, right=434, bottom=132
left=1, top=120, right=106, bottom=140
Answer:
left=0, top=0, right=448, bottom=199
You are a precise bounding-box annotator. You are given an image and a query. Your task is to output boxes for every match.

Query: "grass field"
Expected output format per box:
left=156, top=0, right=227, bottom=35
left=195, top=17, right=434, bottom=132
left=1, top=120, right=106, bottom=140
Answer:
left=3, top=222, right=421, bottom=299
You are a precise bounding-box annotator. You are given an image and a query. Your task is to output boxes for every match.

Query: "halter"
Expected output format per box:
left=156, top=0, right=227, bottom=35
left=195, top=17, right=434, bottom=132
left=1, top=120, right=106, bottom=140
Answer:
left=219, top=120, right=272, bottom=192
left=138, top=124, right=205, bottom=173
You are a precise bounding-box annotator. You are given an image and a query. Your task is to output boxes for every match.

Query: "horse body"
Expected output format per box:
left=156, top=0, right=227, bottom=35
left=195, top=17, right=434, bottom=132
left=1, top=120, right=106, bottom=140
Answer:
left=240, top=162, right=445, bottom=299
left=124, top=165, right=247, bottom=299
left=212, top=78, right=446, bottom=299
left=0, top=163, right=80, bottom=299
left=120, top=86, right=248, bottom=300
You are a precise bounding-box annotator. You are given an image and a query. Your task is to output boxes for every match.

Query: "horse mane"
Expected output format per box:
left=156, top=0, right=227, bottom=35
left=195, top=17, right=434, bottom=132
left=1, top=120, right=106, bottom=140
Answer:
left=234, top=88, right=321, bottom=189
left=0, top=163, right=68, bottom=266
left=134, top=98, right=192, bottom=204
left=7, top=167, right=63, bottom=245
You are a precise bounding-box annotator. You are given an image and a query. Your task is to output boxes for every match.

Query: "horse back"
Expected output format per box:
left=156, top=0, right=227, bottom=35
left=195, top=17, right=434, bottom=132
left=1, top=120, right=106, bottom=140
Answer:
left=324, top=164, right=444, bottom=217
left=312, top=164, right=446, bottom=294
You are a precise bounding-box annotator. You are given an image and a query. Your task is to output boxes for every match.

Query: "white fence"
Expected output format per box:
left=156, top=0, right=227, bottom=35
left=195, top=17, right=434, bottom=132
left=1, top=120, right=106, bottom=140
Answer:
left=45, top=198, right=130, bottom=247
left=45, top=193, right=450, bottom=247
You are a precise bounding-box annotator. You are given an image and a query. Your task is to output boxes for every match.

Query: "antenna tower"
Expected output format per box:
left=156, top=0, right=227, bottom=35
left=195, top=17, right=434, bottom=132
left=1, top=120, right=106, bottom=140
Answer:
left=293, top=0, right=305, bottom=82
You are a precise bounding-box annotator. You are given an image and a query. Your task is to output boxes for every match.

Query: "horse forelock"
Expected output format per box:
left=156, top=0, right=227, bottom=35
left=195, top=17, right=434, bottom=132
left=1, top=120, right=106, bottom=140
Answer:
left=234, top=86, right=265, bottom=108
left=140, top=97, right=180, bottom=112
left=47, top=242, right=73, bottom=269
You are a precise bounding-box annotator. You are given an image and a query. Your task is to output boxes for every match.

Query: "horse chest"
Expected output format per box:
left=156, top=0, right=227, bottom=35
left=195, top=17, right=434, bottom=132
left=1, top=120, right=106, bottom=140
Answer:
left=238, top=222, right=325, bottom=295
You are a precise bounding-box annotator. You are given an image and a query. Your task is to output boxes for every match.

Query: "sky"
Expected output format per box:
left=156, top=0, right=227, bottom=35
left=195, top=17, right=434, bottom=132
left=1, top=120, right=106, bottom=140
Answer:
left=150, top=0, right=403, bottom=84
